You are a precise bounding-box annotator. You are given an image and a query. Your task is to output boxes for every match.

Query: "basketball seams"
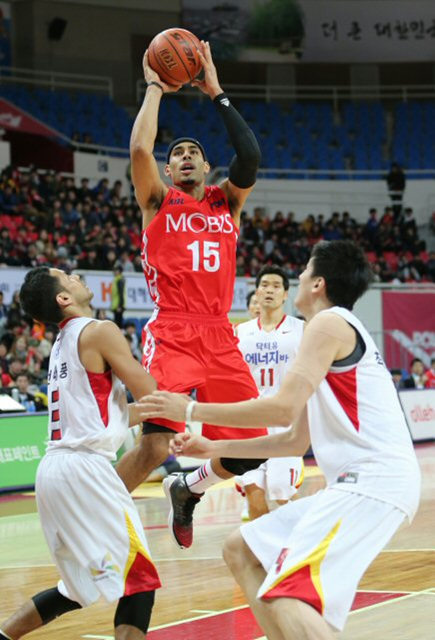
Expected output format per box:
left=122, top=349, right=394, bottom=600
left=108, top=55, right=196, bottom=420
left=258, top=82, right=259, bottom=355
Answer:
left=178, top=30, right=202, bottom=76
left=148, top=28, right=202, bottom=85
left=162, top=32, right=194, bottom=82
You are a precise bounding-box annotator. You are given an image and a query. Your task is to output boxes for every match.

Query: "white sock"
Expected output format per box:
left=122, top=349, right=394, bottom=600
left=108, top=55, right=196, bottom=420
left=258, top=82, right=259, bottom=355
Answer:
left=185, top=459, right=224, bottom=495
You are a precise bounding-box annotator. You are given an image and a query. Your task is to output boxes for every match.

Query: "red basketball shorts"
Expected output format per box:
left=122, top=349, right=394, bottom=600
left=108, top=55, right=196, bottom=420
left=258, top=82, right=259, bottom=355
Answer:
left=142, top=311, right=267, bottom=439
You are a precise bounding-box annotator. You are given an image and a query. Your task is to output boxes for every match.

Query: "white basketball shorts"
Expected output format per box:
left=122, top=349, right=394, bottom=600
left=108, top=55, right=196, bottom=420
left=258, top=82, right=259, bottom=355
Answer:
left=241, top=488, right=406, bottom=631
left=237, top=456, right=304, bottom=501
left=36, top=449, right=161, bottom=607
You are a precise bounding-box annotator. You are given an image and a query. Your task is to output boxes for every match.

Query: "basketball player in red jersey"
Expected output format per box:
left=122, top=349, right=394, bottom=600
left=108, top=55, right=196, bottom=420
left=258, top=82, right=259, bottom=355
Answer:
left=116, top=40, right=267, bottom=549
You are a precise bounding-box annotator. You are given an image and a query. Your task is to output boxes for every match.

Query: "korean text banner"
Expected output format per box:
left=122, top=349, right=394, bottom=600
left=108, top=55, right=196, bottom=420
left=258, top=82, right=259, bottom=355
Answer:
left=0, top=413, right=47, bottom=491
left=300, top=0, right=435, bottom=62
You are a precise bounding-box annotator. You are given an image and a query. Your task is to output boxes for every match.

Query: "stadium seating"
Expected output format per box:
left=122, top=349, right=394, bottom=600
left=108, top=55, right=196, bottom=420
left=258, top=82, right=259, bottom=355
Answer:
left=1, top=84, right=434, bottom=175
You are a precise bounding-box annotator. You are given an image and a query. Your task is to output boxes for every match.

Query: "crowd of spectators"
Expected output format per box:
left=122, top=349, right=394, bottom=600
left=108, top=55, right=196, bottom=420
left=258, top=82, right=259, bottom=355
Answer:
left=391, top=357, right=435, bottom=391
left=237, top=206, right=434, bottom=283
left=0, top=165, right=433, bottom=283
left=0, top=164, right=433, bottom=412
left=0, top=166, right=143, bottom=273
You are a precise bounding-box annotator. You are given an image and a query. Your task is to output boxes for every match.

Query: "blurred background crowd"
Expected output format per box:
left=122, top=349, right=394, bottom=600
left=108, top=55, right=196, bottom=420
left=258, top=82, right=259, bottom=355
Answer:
left=1, top=166, right=434, bottom=283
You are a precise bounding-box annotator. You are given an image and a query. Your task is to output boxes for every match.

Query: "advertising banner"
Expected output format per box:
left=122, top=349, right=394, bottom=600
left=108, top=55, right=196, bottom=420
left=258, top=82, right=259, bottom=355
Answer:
left=0, top=99, right=63, bottom=137
left=382, top=291, right=435, bottom=369
left=0, top=413, right=48, bottom=491
left=78, top=271, right=250, bottom=313
left=301, top=0, right=435, bottom=62
left=399, top=389, right=435, bottom=442
left=0, top=268, right=249, bottom=313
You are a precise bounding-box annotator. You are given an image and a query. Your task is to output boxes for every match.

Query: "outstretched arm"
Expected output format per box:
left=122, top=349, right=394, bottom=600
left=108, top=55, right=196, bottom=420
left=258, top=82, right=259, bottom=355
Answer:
left=137, top=312, right=356, bottom=429
left=192, top=41, right=261, bottom=225
left=139, top=369, right=310, bottom=429
left=130, top=52, right=181, bottom=228
left=169, top=406, right=310, bottom=460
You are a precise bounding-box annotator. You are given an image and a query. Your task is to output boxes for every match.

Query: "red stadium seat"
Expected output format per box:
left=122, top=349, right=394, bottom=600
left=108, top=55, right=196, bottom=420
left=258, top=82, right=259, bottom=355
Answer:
left=383, top=251, right=398, bottom=270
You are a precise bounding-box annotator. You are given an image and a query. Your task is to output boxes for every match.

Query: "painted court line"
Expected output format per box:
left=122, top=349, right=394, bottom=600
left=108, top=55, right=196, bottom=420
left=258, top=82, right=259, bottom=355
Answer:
left=80, top=591, right=426, bottom=640
left=155, top=555, right=222, bottom=562
left=147, top=604, right=249, bottom=631
left=348, top=589, right=435, bottom=617
left=0, top=563, right=55, bottom=569
left=84, top=592, right=414, bottom=639
left=144, top=592, right=409, bottom=639
left=190, top=609, right=220, bottom=614
left=381, top=548, right=435, bottom=553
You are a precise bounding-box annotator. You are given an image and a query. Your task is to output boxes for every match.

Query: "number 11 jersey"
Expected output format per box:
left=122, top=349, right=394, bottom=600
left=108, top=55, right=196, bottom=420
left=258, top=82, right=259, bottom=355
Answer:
left=237, top=315, right=304, bottom=432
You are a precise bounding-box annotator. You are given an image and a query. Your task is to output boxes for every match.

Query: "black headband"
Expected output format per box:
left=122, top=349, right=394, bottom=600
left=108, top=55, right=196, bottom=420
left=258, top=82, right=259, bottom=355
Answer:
left=166, top=137, right=207, bottom=163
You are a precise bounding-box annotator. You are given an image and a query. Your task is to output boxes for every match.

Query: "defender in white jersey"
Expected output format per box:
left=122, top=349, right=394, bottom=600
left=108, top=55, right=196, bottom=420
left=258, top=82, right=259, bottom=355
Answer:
left=0, top=267, right=160, bottom=640
left=236, top=266, right=304, bottom=519
left=139, top=240, right=421, bottom=639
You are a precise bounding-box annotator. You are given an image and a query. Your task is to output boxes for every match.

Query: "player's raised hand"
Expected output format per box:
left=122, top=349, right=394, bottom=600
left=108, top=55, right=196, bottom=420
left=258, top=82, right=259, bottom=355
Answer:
left=143, top=51, right=182, bottom=94
left=191, top=41, right=223, bottom=99
left=136, top=390, right=190, bottom=422
left=169, top=433, right=216, bottom=459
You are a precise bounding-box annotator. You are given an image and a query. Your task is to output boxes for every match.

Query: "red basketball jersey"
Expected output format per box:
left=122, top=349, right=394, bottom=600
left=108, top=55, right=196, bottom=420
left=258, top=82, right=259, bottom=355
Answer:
left=141, top=186, right=238, bottom=316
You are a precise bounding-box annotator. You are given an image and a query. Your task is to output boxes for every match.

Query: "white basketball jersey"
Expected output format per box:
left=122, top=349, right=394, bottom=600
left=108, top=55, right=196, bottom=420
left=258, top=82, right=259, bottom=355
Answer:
left=46, top=317, right=129, bottom=460
left=237, top=315, right=304, bottom=432
left=307, top=307, right=420, bottom=519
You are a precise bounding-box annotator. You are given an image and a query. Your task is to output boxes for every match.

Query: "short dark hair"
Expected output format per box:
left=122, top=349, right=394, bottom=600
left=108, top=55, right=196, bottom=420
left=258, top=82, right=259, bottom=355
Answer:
left=410, top=358, right=423, bottom=367
left=255, top=264, right=290, bottom=290
left=246, top=290, right=256, bottom=308
left=20, top=267, right=64, bottom=324
left=310, top=240, right=372, bottom=310
left=166, top=137, right=207, bottom=163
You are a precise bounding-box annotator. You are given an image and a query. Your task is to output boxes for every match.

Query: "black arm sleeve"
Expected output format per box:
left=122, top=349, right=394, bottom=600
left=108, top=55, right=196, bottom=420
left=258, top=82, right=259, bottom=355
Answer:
left=213, top=92, right=261, bottom=188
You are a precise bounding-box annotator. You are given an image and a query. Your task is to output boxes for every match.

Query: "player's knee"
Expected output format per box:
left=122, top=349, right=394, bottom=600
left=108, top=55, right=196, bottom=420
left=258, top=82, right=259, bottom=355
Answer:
left=220, top=457, right=267, bottom=475
left=247, top=500, right=269, bottom=521
left=32, top=587, right=82, bottom=625
left=114, top=590, right=155, bottom=635
left=139, top=429, right=172, bottom=466
left=222, top=530, right=246, bottom=574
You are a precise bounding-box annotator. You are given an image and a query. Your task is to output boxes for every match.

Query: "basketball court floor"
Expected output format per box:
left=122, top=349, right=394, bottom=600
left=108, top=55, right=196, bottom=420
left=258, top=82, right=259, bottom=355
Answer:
left=0, top=444, right=434, bottom=639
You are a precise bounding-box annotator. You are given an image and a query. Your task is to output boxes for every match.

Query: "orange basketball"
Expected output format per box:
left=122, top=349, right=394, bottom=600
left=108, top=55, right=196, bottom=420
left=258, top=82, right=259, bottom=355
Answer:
left=148, top=28, right=202, bottom=86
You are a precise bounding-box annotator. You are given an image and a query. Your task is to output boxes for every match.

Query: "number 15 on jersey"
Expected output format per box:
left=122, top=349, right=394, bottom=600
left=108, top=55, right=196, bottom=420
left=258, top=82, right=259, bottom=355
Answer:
left=187, top=241, right=220, bottom=272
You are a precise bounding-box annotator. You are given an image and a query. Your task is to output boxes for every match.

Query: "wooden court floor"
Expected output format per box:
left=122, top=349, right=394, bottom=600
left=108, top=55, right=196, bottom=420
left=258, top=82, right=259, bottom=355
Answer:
left=0, top=444, right=434, bottom=639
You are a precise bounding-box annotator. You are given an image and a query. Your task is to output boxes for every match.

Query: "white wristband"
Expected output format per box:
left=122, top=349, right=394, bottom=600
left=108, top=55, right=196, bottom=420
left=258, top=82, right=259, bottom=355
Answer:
left=185, top=400, right=196, bottom=424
